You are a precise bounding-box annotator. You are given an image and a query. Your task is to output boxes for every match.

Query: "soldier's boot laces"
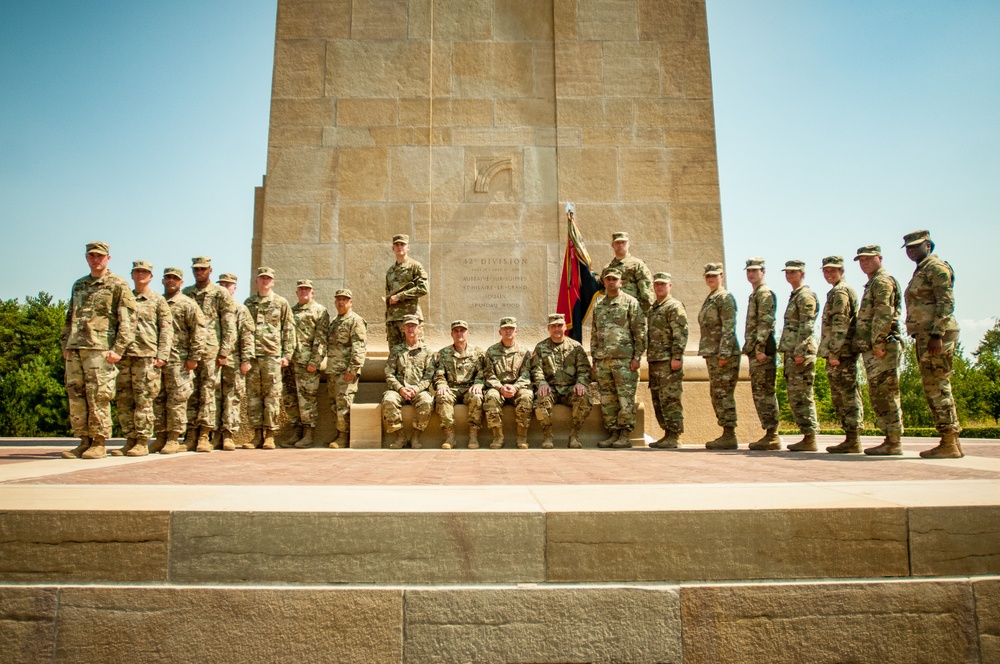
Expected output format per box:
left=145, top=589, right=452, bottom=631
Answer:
left=489, top=427, right=504, bottom=449
left=826, top=430, right=861, bottom=454
left=786, top=431, right=817, bottom=452
left=62, top=436, right=91, bottom=459
left=388, top=429, right=406, bottom=449
left=748, top=427, right=781, bottom=451
left=196, top=429, right=214, bottom=453
left=441, top=428, right=455, bottom=450
left=864, top=431, right=903, bottom=456
left=567, top=427, right=582, bottom=449
left=183, top=428, right=198, bottom=452
left=409, top=428, right=423, bottom=449
left=221, top=430, right=236, bottom=451
left=148, top=432, right=168, bottom=454
left=598, top=430, right=618, bottom=448
left=920, top=431, right=964, bottom=459
left=281, top=425, right=303, bottom=448
left=111, top=437, right=136, bottom=457
left=294, top=427, right=315, bottom=448
left=127, top=439, right=149, bottom=457
left=262, top=430, right=276, bottom=450
left=467, top=426, right=480, bottom=450
left=81, top=436, right=107, bottom=459
left=160, top=434, right=182, bottom=455
left=706, top=427, right=738, bottom=450
left=329, top=431, right=349, bottom=449
left=516, top=425, right=529, bottom=449
left=541, top=426, right=554, bottom=449
left=613, top=429, right=633, bottom=448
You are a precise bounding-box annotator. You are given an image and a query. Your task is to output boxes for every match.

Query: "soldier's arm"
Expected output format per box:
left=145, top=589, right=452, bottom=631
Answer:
left=398, top=263, right=429, bottom=301
left=432, top=350, right=448, bottom=391
left=513, top=349, right=532, bottom=390
left=472, top=350, right=487, bottom=387
left=672, top=305, right=689, bottom=359
left=385, top=349, right=404, bottom=392
left=156, top=299, right=174, bottom=363
left=217, top=294, right=237, bottom=358
left=312, top=309, right=329, bottom=364
left=870, top=280, right=895, bottom=351
left=718, top=294, right=739, bottom=356
left=348, top=319, right=366, bottom=376
left=60, top=284, right=74, bottom=351
left=239, top=309, right=255, bottom=361
left=280, top=302, right=296, bottom=363
left=187, top=306, right=208, bottom=361
left=589, top=305, right=599, bottom=356
left=637, top=265, right=654, bottom=314
left=794, top=292, right=818, bottom=357
left=573, top=345, right=593, bottom=385
left=415, top=352, right=435, bottom=393
left=930, top=263, right=956, bottom=337
left=755, top=291, right=775, bottom=355
left=631, top=301, right=647, bottom=361
left=483, top=353, right=502, bottom=391
left=530, top=346, right=548, bottom=387
left=112, top=284, right=137, bottom=357
left=826, top=291, right=851, bottom=358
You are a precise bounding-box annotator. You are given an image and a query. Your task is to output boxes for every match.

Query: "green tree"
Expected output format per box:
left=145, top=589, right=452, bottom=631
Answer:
left=971, top=320, right=1000, bottom=424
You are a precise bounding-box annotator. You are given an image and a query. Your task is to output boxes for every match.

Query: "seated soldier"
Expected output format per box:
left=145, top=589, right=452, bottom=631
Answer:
left=483, top=317, right=533, bottom=449
left=382, top=315, right=435, bottom=449
left=434, top=320, right=486, bottom=450
left=532, top=313, right=593, bottom=449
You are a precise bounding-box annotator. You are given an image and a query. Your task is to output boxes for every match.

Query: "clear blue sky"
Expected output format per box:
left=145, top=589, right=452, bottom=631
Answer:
left=2, top=1, right=997, bottom=350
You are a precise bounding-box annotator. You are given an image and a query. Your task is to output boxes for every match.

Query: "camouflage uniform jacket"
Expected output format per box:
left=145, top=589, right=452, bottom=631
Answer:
left=904, top=254, right=959, bottom=338
left=531, top=338, right=592, bottom=388
left=182, top=282, right=236, bottom=358
left=126, top=290, right=173, bottom=361
left=433, top=345, right=485, bottom=390
left=602, top=254, right=654, bottom=314
left=818, top=280, right=858, bottom=359
left=854, top=268, right=902, bottom=353
left=484, top=342, right=532, bottom=390
left=385, top=257, right=429, bottom=322
left=232, top=302, right=255, bottom=365
left=742, top=285, right=777, bottom=356
left=61, top=270, right=136, bottom=355
left=646, top=296, right=689, bottom=362
left=591, top=292, right=647, bottom=361
left=385, top=342, right=435, bottom=392
left=778, top=286, right=818, bottom=358
left=291, top=301, right=329, bottom=367
left=698, top=288, right=739, bottom=357
left=325, top=311, right=367, bottom=375
left=244, top=293, right=296, bottom=361
left=164, top=291, right=207, bottom=364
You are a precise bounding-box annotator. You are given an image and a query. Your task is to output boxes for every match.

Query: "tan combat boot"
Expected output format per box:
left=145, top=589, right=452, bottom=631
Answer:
left=262, top=429, right=276, bottom=449
left=467, top=426, right=480, bottom=450
left=567, top=427, right=582, bottom=449
left=221, top=430, right=236, bottom=451
left=281, top=425, right=303, bottom=448
left=826, top=430, right=861, bottom=454
left=650, top=433, right=679, bottom=449
left=706, top=427, right=738, bottom=450
left=786, top=431, right=817, bottom=452
left=864, top=431, right=902, bottom=456
left=489, top=427, right=504, bottom=449
left=241, top=429, right=261, bottom=450
left=127, top=439, right=149, bottom=456
left=183, top=427, right=198, bottom=451
left=111, top=437, right=137, bottom=456
left=441, top=428, right=455, bottom=450
left=148, top=432, right=168, bottom=454
left=294, top=426, right=315, bottom=449
left=196, top=429, right=213, bottom=453
left=920, top=431, right=964, bottom=459
left=541, top=425, right=554, bottom=449
left=598, top=430, right=619, bottom=448
left=329, top=431, right=349, bottom=449
left=82, top=436, right=107, bottom=459
left=388, top=429, right=406, bottom=449
left=160, top=434, right=182, bottom=454
left=409, top=428, right=423, bottom=449
left=212, top=430, right=224, bottom=450
left=613, top=429, right=633, bottom=448
left=748, top=428, right=782, bottom=451
left=62, top=436, right=91, bottom=459
left=515, top=424, right=529, bottom=449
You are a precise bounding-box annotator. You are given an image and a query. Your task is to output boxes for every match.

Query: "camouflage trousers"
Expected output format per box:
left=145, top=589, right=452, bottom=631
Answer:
left=115, top=356, right=161, bottom=439
left=825, top=355, right=862, bottom=431
left=747, top=354, right=779, bottom=430
left=648, top=361, right=684, bottom=434
left=862, top=343, right=903, bottom=434
left=382, top=389, right=434, bottom=433
left=705, top=355, right=739, bottom=428
left=484, top=387, right=533, bottom=429
left=534, top=385, right=593, bottom=430
left=283, top=363, right=321, bottom=427
left=327, top=371, right=360, bottom=434
left=65, top=349, right=118, bottom=439
left=437, top=385, right=484, bottom=429
left=247, top=356, right=283, bottom=430
left=783, top=353, right=818, bottom=434
left=595, top=358, right=639, bottom=431
left=187, top=351, right=221, bottom=431
left=215, top=362, right=245, bottom=434
left=915, top=331, right=961, bottom=434
left=154, top=362, right=194, bottom=435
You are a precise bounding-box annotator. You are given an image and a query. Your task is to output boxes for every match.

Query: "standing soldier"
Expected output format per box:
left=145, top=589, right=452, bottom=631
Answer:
left=532, top=313, right=593, bottom=449
left=434, top=321, right=486, bottom=450
left=600, top=232, right=654, bottom=314
left=152, top=267, right=206, bottom=455
left=646, top=273, right=688, bottom=449
left=819, top=256, right=863, bottom=454
left=853, top=245, right=904, bottom=455
left=385, top=234, right=428, bottom=349
left=743, top=258, right=781, bottom=450
left=591, top=269, right=646, bottom=448
left=244, top=267, right=296, bottom=450
left=283, top=279, right=328, bottom=449
left=903, top=230, right=963, bottom=458
left=216, top=273, right=254, bottom=451
left=324, top=289, right=366, bottom=449
left=60, top=241, right=136, bottom=459
left=483, top=317, right=534, bottom=449
left=382, top=315, right=435, bottom=449
left=112, top=260, right=172, bottom=457
left=698, top=262, right=740, bottom=449
left=779, top=260, right=820, bottom=451
left=182, top=256, right=236, bottom=452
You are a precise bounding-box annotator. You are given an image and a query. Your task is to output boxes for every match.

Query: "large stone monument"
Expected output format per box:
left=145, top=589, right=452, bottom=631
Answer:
left=253, top=0, right=724, bottom=347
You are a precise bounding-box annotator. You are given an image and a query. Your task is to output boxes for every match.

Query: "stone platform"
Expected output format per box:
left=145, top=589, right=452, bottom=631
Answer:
left=2, top=437, right=999, bottom=662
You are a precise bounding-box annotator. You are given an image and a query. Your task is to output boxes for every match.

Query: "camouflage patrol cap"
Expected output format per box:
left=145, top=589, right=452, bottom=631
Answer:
left=392, top=234, right=409, bottom=244
left=652, top=272, right=671, bottom=283
left=296, top=279, right=314, bottom=289
left=821, top=256, right=845, bottom=269
left=450, top=320, right=469, bottom=330
left=131, top=260, right=153, bottom=273
left=547, top=313, right=566, bottom=325
left=217, top=273, right=238, bottom=284
left=86, top=241, right=110, bottom=255
left=163, top=267, right=184, bottom=278
left=334, top=288, right=353, bottom=299
left=902, top=229, right=931, bottom=247
left=256, top=266, right=275, bottom=278
left=611, top=231, right=629, bottom=242
left=401, top=314, right=421, bottom=326
left=499, top=317, right=517, bottom=328
left=703, top=262, right=724, bottom=276
left=781, top=260, right=805, bottom=272
left=602, top=267, right=622, bottom=279
left=744, top=257, right=765, bottom=270
left=853, top=245, right=882, bottom=260
left=191, top=256, right=211, bottom=268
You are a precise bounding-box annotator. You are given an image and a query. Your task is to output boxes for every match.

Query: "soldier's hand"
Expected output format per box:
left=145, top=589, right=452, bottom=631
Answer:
left=184, top=359, right=198, bottom=372
left=343, top=371, right=355, bottom=383
left=874, top=348, right=886, bottom=358
left=829, top=358, right=840, bottom=367
left=538, top=384, right=551, bottom=398
left=154, top=359, right=166, bottom=368
left=106, top=351, right=121, bottom=364
left=671, top=359, right=682, bottom=371
left=718, top=357, right=728, bottom=367
left=629, top=359, right=640, bottom=372
left=280, top=358, right=289, bottom=368
left=437, top=386, right=449, bottom=397
left=470, top=385, right=483, bottom=396
left=63, top=349, right=70, bottom=361
left=216, top=356, right=228, bottom=367
left=241, top=362, right=251, bottom=375
left=927, top=336, right=943, bottom=356
left=794, top=355, right=805, bottom=365
left=389, top=295, right=399, bottom=305
left=573, top=383, right=587, bottom=396
left=500, top=384, right=516, bottom=399
left=400, top=387, right=415, bottom=400
left=756, top=352, right=766, bottom=363
left=307, top=364, right=317, bottom=373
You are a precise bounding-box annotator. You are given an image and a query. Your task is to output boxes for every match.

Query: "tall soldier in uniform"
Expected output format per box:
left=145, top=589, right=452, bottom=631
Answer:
left=646, top=273, right=688, bottom=449
left=483, top=317, right=534, bottom=449
left=903, top=230, right=963, bottom=458
left=780, top=260, right=820, bottom=451
left=698, top=262, right=740, bottom=449
left=283, top=279, right=328, bottom=449
left=532, top=313, right=593, bottom=449
left=217, top=273, right=254, bottom=451
left=743, top=258, right=781, bottom=450
left=385, top=234, right=428, bottom=349
left=61, top=241, right=136, bottom=459
left=819, top=256, right=864, bottom=454
left=325, top=289, right=366, bottom=448
left=434, top=321, right=486, bottom=450
left=382, top=315, right=435, bottom=449
left=113, top=260, right=172, bottom=457
left=853, top=245, right=905, bottom=455
left=600, top=232, right=654, bottom=314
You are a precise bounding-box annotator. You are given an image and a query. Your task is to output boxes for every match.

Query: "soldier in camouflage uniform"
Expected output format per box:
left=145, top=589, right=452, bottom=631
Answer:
left=282, top=279, right=328, bottom=449
left=903, top=230, right=964, bottom=458
left=182, top=256, right=237, bottom=452
left=385, top=234, right=429, bottom=349
left=853, top=245, right=905, bottom=455
left=743, top=258, right=781, bottom=450
left=645, top=274, right=688, bottom=449
left=434, top=320, right=486, bottom=450
left=532, top=313, right=593, bottom=449
left=600, top=231, right=654, bottom=314
left=216, top=273, right=254, bottom=451
left=591, top=269, right=646, bottom=449
left=484, top=317, right=534, bottom=449
left=113, top=260, right=172, bottom=457
left=60, top=241, right=136, bottom=459
left=152, top=267, right=206, bottom=455
left=779, top=260, right=820, bottom=451
left=382, top=315, right=435, bottom=448
left=698, top=262, right=741, bottom=449
left=818, top=256, right=864, bottom=454
left=244, top=267, right=296, bottom=450
left=325, top=289, right=367, bottom=448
